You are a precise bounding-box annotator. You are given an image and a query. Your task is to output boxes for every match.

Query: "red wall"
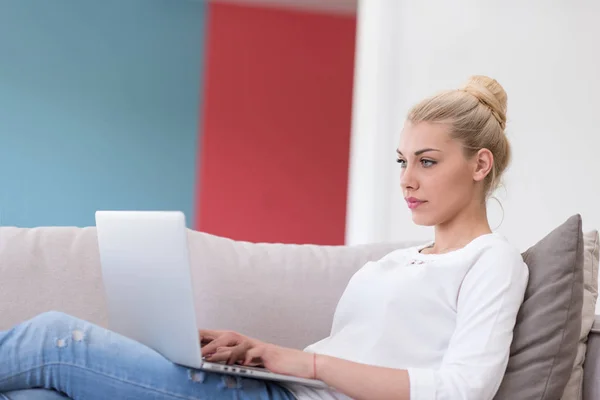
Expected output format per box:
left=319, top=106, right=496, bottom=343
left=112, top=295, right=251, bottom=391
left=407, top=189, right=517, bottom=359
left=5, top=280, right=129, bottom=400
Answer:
left=196, top=3, right=356, bottom=245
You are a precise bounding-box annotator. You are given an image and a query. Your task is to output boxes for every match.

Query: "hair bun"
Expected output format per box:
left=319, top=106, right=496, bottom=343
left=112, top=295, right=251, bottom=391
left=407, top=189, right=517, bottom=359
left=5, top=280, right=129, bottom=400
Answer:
left=461, top=75, right=507, bottom=129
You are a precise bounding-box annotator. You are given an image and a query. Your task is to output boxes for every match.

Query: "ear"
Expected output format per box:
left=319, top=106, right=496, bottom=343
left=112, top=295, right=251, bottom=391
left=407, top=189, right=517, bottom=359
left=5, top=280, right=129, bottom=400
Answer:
left=472, top=148, right=494, bottom=182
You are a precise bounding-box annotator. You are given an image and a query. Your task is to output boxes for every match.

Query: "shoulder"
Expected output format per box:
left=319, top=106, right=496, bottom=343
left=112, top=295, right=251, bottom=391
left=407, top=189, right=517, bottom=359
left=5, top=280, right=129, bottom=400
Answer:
left=473, top=234, right=526, bottom=267
left=465, top=234, right=529, bottom=287
left=486, top=234, right=520, bottom=257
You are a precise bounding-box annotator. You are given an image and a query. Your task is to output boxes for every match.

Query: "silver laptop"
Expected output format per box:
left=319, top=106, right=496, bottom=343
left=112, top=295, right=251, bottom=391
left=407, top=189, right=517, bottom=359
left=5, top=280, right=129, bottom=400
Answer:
left=95, top=210, right=328, bottom=389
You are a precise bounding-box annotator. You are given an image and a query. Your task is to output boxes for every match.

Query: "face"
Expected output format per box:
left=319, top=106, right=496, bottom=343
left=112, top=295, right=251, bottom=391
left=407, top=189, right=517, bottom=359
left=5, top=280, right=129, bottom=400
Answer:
left=397, top=121, right=493, bottom=226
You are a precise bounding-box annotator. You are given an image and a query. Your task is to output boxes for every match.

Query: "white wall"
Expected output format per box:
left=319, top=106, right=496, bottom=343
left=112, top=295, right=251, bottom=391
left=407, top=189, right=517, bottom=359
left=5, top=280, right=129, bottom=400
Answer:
left=347, top=0, right=600, bottom=252
left=345, top=0, right=403, bottom=245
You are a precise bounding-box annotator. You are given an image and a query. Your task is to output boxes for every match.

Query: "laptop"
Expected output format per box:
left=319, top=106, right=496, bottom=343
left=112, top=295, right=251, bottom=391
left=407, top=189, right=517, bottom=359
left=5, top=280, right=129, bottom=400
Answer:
left=95, top=210, right=328, bottom=389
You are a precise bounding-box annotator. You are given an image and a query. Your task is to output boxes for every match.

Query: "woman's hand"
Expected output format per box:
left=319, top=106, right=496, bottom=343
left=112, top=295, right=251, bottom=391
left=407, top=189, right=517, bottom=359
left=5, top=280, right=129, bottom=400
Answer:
left=200, top=329, right=259, bottom=365
left=199, top=329, right=316, bottom=379
left=244, top=343, right=315, bottom=380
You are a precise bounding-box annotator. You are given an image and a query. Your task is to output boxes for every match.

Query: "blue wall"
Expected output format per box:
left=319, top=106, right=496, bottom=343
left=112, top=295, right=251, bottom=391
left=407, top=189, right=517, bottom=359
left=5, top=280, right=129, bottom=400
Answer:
left=0, top=0, right=207, bottom=227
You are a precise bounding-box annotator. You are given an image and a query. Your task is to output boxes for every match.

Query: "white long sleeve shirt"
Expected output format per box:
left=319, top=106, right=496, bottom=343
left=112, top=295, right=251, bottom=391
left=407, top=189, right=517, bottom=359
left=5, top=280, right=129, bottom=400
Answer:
left=283, top=233, right=529, bottom=400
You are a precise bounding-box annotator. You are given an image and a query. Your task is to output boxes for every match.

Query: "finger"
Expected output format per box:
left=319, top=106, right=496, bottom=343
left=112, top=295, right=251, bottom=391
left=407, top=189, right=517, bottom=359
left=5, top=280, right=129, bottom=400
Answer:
left=202, top=335, right=239, bottom=356
left=206, top=348, right=232, bottom=363
left=244, top=346, right=264, bottom=366
left=227, top=342, right=252, bottom=365
left=202, top=339, right=229, bottom=356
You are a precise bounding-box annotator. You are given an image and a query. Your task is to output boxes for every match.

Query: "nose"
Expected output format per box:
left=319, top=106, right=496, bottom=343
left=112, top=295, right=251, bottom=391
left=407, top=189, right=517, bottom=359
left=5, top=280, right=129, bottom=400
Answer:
left=400, top=165, right=417, bottom=191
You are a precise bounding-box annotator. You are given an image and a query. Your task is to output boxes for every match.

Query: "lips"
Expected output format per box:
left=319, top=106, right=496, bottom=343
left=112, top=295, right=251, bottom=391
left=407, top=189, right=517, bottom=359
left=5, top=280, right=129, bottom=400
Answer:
left=405, top=197, right=426, bottom=210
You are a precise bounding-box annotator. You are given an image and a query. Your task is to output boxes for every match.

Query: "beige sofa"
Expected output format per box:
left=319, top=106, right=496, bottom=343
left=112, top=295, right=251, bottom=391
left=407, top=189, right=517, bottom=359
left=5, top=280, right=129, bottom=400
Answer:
left=0, top=224, right=599, bottom=399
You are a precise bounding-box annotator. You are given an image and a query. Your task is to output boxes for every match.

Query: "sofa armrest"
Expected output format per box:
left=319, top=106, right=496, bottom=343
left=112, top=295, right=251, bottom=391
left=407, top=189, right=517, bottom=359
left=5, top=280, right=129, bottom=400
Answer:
left=584, top=316, right=600, bottom=400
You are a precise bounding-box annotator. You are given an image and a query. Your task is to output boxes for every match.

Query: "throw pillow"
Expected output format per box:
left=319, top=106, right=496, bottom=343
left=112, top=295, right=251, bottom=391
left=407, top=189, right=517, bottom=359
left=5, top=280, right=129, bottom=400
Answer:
left=561, top=230, right=599, bottom=400
left=494, top=214, right=584, bottom=399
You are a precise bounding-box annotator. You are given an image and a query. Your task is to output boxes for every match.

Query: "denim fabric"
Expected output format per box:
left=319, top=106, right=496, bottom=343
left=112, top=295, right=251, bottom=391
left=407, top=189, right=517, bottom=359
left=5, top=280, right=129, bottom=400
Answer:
left=0, top=312, right=295, bottom=400
left=1, top=389, right=69, bottom=400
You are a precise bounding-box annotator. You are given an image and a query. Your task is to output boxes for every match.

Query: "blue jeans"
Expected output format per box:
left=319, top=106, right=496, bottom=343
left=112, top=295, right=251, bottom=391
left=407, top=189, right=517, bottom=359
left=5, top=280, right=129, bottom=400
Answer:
left=0, top=311, right=295, bottom=400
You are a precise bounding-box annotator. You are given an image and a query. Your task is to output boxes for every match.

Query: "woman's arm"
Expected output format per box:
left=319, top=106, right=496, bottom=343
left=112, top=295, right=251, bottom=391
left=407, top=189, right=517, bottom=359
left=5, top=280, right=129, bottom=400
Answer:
left=202, top=331, right=409, bottom=398
left=232, top=341, right=411, bottom=399
left=315, top=355, right=410, bottom=400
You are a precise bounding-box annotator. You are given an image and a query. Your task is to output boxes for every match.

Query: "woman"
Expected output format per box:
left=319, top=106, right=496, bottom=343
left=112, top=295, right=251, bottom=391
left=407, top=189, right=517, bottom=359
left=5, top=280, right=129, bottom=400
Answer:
left=0, top=75, right=528, bottom=400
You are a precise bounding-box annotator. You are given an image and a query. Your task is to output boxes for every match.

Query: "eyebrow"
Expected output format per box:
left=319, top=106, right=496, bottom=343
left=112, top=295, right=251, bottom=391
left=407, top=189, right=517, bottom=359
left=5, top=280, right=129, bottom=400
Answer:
left=396, top=148, right=442, bottom=156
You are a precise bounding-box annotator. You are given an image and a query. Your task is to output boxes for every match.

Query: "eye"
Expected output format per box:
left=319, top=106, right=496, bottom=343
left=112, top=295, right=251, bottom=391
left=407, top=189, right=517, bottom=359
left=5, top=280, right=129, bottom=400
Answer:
left=396, top=158, right=406, bottom=168
left=421, top=159, right=436, bottom=167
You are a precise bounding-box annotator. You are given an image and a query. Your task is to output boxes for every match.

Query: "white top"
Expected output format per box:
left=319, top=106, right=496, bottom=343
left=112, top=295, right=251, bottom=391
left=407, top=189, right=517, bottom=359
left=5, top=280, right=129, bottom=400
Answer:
left=283, top=233, right=529, bottom=400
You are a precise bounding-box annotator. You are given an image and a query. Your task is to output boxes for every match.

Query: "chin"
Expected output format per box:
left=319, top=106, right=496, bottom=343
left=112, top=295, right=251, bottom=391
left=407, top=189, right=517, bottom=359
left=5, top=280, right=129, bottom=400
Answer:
left=410, top=210, right=442, bottom=226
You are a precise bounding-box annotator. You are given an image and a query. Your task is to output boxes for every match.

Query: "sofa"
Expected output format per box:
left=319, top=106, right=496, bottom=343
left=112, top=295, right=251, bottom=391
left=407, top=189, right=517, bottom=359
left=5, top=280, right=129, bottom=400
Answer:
left=0, top=215, right=599, bottom=400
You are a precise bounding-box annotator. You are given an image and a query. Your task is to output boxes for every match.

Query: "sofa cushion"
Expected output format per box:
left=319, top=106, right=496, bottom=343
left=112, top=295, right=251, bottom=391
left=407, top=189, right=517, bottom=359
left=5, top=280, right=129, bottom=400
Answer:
left=494, top=214, right=584, bottom=399
left=561, top=230, right=599, bottom=400
left=0, top=227, right=107, bottom=330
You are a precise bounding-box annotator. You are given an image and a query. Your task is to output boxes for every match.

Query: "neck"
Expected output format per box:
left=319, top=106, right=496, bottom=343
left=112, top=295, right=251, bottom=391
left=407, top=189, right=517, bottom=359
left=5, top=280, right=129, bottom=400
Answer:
left=430, top=203, right=492, bottom=254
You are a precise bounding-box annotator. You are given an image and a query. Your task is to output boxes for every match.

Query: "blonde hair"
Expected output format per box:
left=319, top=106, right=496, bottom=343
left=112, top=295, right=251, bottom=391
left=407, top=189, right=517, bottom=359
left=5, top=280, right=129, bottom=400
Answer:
left=407, top=75, right=511, bottom=200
